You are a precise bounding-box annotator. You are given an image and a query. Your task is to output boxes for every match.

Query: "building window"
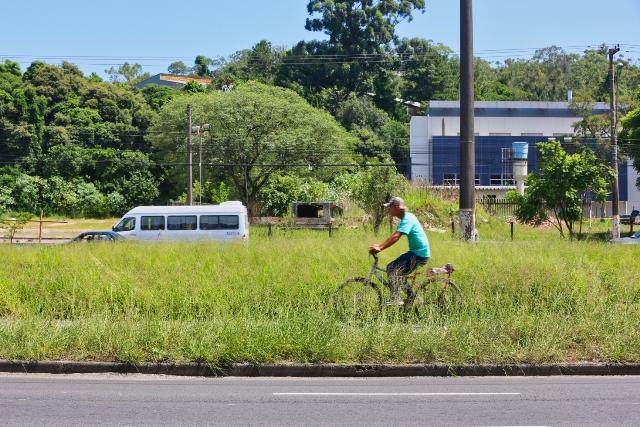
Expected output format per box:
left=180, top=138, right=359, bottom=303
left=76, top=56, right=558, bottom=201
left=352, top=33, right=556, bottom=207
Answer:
left=443, top=174, right=459, bottom=185
left=490, top=174, right=515, bottom=186
left=489, top=132, right=511, bottom=136
left=521, top=132, right=543, bottom=136
left=443, top=174, right=480, bottom=185
left=553, top=133, right=573, bottom=137
left=502, top=174, right=514, bottom=185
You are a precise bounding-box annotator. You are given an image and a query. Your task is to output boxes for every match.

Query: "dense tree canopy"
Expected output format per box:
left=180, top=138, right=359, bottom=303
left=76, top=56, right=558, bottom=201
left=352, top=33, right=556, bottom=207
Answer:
left=149, top=81, right=355, bottom=216
left=0, top=60, right=159, bottom=216
left=621, top=107, right=640, bottom=189
left=1, top=1, right=639, bottom=219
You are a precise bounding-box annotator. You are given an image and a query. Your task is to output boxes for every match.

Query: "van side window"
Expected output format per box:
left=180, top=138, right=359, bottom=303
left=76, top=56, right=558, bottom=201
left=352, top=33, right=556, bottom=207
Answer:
left=200, top=215, right=239, bottom=230
left=114, top=217, right=136, bottom=232
left=141, top=216, right=165, bottom=231
left=219, top=215, right=239, bottom=230
left=167, top=216, right=197, bottom=230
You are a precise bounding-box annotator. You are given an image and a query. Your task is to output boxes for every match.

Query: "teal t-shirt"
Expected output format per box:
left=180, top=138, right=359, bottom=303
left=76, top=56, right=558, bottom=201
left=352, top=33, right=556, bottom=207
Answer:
left=397, top=212, right=430, bottom=258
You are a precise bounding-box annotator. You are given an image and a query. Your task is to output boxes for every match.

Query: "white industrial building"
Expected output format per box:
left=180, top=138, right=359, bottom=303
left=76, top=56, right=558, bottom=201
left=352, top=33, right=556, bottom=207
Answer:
left=410, top=100, right=640, bottom=213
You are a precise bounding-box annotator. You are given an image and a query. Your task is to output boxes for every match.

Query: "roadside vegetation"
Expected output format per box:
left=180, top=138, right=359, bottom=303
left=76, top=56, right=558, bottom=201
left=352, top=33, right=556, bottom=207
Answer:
left=0, top=220, right=638, bottom=366
left=1, top=0, right=639, bottom=367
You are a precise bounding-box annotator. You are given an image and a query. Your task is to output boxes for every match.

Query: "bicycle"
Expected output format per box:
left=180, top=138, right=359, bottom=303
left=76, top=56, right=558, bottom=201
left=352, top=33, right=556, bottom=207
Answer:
left=332, top=253, right=461, bottom=320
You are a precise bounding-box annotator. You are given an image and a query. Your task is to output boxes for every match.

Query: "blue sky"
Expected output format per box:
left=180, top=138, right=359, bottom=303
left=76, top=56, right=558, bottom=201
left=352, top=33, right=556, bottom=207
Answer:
left=2, top=0, right=639, bottom=77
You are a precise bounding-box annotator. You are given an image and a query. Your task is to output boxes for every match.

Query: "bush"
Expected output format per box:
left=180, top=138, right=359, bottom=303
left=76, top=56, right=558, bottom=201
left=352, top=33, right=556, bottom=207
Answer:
left=351, top=164, right=406, bottom=234
left=259, top=174, right=329, bottom=217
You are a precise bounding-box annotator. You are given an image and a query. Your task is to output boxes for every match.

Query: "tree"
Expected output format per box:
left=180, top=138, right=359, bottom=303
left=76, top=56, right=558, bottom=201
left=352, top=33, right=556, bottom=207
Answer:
left=168, top=61, right=189, bottom=75
left=378, top=120, right=410, bottom=175
left=193, top=56, right=212, bottom=77
left=396, top=38, right=458, bottom=102
left=335, top=95, right=389, bottom=131
left=140, top=84, right=176, bottom=111
left=304, top=0, right=425, bottom=96
left=621, top=107, right=640, bottom=191
left=150, top=81, right=355, bottom=216
left=509, top=141, right=612, bottom=238
left=306, top=0, right=425, bottom=53
left=0, top=212, right=31, bottom=243
left=351, top=129, right=390, bottom=161
left=105, top=62, right=148, bottom=84
left=351, top=163, right=406, bottom=234
left=259, top=174, right=329, bottom=217
left=214, top=40, right=283, bottom=85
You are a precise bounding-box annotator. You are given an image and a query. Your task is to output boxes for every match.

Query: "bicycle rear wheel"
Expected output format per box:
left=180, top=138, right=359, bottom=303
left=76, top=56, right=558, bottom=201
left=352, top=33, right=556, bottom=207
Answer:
left=333, top=277, right=382, bottom=320
left=410, top=279, right=462, bottom=314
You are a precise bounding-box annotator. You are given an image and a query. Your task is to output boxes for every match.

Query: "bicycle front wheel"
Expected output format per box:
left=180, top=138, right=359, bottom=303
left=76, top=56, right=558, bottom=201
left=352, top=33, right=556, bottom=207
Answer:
left=333, top=277, right=382, bottom=321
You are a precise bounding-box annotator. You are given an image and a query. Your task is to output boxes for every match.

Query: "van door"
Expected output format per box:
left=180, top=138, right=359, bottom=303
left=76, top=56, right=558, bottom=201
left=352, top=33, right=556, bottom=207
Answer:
left=113, top=216, right=137, bottom=239
left=139, top=216, right=166, bottom=240
left=166, top=215, right=198, bottom=240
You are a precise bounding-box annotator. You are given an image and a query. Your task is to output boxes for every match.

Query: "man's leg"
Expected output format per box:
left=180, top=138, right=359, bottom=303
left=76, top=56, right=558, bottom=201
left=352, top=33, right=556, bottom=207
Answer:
left=387, top=252, right=429, bottom=302
left=386, top=252, right=415, bottom=301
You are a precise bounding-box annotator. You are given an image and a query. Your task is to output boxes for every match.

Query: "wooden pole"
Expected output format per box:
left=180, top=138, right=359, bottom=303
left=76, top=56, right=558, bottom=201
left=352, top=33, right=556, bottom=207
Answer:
left=38, top=209, right=43, bottom=243
left=450, top=209, right=455, bottom=236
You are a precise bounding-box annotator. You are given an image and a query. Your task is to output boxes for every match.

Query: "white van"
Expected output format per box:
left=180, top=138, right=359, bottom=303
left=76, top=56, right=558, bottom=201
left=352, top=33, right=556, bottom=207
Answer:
left=112, top=202, right=249, bottom=241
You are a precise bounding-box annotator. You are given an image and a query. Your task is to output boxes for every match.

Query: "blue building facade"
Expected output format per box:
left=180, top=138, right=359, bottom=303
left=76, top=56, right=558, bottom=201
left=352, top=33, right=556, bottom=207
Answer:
left=430, top=136, right=628, bottom=201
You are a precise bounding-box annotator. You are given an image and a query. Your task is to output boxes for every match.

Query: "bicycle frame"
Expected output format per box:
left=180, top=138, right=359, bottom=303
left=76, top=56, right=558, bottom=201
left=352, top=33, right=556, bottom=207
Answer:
left=367, top=254, right=388, bottom=286
left=368, top=253, right=454, bottom=292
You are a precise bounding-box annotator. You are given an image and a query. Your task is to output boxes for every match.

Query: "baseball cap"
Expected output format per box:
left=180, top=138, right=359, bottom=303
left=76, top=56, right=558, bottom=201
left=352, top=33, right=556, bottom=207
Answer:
left=383, top=197, right=405, bottom=208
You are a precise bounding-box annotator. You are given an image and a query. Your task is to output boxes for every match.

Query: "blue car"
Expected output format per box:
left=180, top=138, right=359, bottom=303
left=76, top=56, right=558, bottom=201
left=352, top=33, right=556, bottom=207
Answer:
left=610, top=231, right=640, bottom=245
left=71, top=231, right=124, bottom=243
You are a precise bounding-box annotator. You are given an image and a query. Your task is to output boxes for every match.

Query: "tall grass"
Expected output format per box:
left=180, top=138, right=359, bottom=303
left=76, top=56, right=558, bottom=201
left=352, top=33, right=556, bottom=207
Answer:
left=0, top=225, right=638, bottom=365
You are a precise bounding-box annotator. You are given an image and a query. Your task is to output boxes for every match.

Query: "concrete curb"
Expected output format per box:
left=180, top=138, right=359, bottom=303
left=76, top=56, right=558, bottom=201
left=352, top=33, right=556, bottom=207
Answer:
left=2, top=360, right=640, bottom=377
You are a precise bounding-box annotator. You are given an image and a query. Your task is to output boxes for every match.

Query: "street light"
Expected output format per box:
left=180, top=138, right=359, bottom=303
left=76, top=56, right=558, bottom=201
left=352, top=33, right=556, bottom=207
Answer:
left=191, top=123, right=211, bottom=205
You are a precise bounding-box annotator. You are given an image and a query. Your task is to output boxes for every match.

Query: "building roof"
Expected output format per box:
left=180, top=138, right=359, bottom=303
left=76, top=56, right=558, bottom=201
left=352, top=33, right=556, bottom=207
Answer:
left=158, top=74, right=212, bottom=85
left=135, top=73, right=212, bottom=89
left=428, top=100, right=610, bottom=118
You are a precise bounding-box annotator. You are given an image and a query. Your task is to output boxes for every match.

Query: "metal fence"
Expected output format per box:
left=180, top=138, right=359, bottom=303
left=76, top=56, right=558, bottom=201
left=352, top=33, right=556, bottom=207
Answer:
left=476, top=198, right=518, bottom=217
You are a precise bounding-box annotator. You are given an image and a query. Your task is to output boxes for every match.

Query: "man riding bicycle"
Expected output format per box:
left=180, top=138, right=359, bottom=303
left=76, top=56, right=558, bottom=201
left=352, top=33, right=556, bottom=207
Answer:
left=369, top=197, right=430, bottom=305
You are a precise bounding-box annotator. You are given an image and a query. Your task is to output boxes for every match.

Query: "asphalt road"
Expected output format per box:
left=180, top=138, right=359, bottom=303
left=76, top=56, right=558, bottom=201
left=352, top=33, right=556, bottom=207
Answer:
left=1, top=374, right=640, bottom=426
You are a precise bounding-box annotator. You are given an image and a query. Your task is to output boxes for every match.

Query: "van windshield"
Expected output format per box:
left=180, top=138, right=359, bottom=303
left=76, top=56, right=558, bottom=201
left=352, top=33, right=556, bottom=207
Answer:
left=114, top=217, right=136, bottom=232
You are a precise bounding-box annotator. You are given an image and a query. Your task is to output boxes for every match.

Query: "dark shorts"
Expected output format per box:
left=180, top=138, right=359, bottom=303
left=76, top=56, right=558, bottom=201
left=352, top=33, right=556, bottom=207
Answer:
left=387, top=251, right=429, bottom=278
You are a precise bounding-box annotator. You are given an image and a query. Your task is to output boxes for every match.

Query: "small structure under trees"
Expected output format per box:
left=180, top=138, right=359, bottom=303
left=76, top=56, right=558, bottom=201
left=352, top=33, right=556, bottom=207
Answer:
left=292, top=202, right=341, bottom=229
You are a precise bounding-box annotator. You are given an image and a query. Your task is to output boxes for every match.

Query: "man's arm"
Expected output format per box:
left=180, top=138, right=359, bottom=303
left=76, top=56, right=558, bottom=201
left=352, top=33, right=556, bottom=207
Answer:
left=369, top=231, right=403, bottom=254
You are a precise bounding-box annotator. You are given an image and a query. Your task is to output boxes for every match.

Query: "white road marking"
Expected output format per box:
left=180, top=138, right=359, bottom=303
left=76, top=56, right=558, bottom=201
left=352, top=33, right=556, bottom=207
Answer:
left=273, top=392, right=521, bottom=396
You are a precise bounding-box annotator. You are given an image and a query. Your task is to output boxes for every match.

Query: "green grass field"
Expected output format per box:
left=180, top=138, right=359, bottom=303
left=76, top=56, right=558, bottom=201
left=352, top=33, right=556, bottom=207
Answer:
left=0, top=220, right=638, bottom=366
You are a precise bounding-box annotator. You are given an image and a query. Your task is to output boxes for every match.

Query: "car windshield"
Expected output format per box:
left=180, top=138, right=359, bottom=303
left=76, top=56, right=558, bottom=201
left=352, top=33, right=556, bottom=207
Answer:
left=633, top=232, right=640, bottom=239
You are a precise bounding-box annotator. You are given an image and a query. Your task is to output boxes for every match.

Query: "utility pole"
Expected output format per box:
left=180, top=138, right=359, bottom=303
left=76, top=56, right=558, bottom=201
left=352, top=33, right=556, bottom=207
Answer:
left=199, top=127, right=203, bottom=205
left=186, top=104, right=193, bottom=206
left=609, top=45, right=620, bottom=239
left=197, top=124, right=211, bottom=205
left=459, top=0, right=477, bottom=241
